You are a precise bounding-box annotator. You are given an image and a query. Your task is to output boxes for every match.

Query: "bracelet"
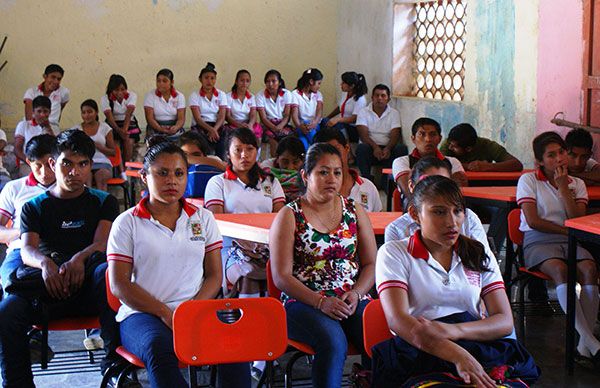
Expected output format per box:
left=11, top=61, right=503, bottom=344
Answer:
left=315, top=295, right=326, bottom=310
left=352, top=290, right=362, bottom=300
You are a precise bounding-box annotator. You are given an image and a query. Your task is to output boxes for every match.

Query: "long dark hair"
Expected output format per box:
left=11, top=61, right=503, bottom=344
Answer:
left=143, top=135, right=188, bottom=173
left=412, top=175, right=491, bottom=273
left=106, top=74, right=128, bottom=96
left=227, top=127, right=272, bottom=189
left=264, top=69, right=286, bottom=91
left=81, top=99, right=99, bottom=122
left=231, top=69, right=251, bottom=93
left=341, top=71, right=367, bottom=100
left=296, top=68, right=323, bottom=91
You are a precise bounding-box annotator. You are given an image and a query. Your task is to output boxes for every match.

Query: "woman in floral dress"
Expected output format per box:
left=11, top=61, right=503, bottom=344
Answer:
left=269, top=142, right=377, bottom=388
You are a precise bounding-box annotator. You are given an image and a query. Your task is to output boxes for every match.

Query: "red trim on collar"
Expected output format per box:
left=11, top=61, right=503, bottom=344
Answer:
left=264, top=89, right=285, bottom=98
left=349, top=169, right=364, bottom=185
left=133, top=197, right=197, bottom=219
left=200, top=88, right=218, bottom=98
left=407, top=231, right=429, bottom=261
left=535, top=168, right=548, bottom=181
left=224, top=166, right=238, bottom=180
left=232, top=91, right=251, bottom=100
left=409, top=148, right=445, bottom=161
left=110, top=92, right=130, bottom=101
left=37, top=83, right=44, bottom=92
left=31, top=119, right=38, bottom=126
left=155, top=88, right=177, bottom=98
left=25, top=173, right=39, bottom=187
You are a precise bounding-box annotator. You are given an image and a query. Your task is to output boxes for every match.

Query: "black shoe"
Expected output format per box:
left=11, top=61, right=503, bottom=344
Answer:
left=28, top=331, right=54, bottom=365
left=527, top=278, right=549, bottom=302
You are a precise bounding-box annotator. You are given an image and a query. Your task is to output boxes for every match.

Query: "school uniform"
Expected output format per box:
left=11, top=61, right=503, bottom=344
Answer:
left=14, top=119, right=59, bottom=151
left=330, top=93, right=368, bottom=142
left=347, top=169, right=382, bottom=212
left=255, top=88, right=294, bottom=141
left=143, top=88, right=186, bottom=140
left=189, top=88, right=229, bottom=158
left=100, top=91, right=140, bottom=141
left=106, top=198, right=249, bottom=387
left=23, top=84, right=70, bottom=130
left=372, top=232, right=539, bottom=386
left=517, top=169, right=592, bottom=268
left=226, top=91, right=255, bottom=123
left=585, top=158, right=599, bottom=172
left=291, top=89, right=323, bottom=150
left=355, top=103, right=407, bottom=182
left=72, top=123, right=113, bottom=170
left=392, top=149, right=464, bottom=182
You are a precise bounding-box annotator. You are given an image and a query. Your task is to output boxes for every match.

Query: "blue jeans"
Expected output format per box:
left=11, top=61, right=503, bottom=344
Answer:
left=356, top=143, right=408, bottom=183
left=0, top=249, right=22, bottom=289
left=296, top=120, right=320, bottom=151
left=120, top=312, right=250, bottom=388
left=286, top=299, right=369, bottom=388
left=0, top=262, right=119, bottom=387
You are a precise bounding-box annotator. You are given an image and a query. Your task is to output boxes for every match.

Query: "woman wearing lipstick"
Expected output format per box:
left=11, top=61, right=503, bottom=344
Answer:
left=107, top=137, right=250, bottom=387
left=373, top=175, right=539, bottom=388
left=269, top=142, right=377, bottom=387
left=204, top=127, right=285, bottom=299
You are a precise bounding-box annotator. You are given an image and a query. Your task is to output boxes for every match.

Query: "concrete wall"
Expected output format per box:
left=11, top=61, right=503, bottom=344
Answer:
left=0, top=0, right=339, bottom=131
left=338, top=0, right=584, bottom=167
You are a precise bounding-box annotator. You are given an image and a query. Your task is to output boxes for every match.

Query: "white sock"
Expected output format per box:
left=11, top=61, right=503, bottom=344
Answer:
left=580, top=285, right=599, bottom=334
left=556, top=284, right=600, bottom=356
left=238, top=292, right=260, bottom=299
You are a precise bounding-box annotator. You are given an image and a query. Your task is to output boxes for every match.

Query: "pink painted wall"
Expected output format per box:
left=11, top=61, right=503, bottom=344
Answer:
left=536, top=0, right=584, bottom=137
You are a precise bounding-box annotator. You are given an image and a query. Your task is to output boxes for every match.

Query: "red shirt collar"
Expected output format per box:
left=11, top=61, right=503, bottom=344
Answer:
left=264, top=89, right=284, bottom=98
left=407, top=230, right=430, bottom=261
left=535, top=168, right=548, bottom=181
left=410, top=148, right=445, bottom=161
left=25, top=173, right=40, bottom=187
left=110, top=92, right=129, bottom=101
left=224, top=166, right=238, bottom=180
left=132, top=197, right=197, bottom=219
left=200, top=88, right=218, bottom=98
left=155, top=88, right=177, bottom=98
left=31, top=119, right=38, bottom=126
left=232, top=90, right=251, bottom=100
left=349, top=169, right=364, bottom=185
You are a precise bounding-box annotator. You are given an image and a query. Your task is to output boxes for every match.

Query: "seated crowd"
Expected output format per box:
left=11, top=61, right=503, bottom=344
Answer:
left=2, top=61, right=600, bottom=388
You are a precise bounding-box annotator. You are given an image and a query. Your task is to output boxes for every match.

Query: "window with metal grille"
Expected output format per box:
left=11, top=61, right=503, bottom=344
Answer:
left=393, top=0, right=466, bottom=101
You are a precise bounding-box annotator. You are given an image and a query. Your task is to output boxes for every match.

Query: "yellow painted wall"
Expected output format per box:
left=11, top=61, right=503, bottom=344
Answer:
left=0, top=0, right=339, bottom=133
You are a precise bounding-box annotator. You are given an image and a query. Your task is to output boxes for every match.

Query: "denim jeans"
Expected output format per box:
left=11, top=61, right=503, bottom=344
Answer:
left=356, top=143, right=408, bottom=183
left=0, top=249, right=22, bottom=289
left=0, top=262, right=119, bottom=387
left=296, top=120, right=321, bottom=151
left=120, top=312, right=251, bottom=388
left=285, top=299, right=369, bottom=388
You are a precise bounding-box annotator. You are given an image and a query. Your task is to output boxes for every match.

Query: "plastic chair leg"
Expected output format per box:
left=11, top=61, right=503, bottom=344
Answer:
left=518, top=278, right=527, bottom=345
left=188, top=366, right=198, bottom=388
left=41, top=327, right=48, bottom=370
left=284, top=351, right=306, bottom=388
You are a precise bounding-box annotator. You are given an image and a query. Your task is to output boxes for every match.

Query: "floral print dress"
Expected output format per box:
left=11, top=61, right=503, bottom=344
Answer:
left=282, top=195, right=363, bottom=304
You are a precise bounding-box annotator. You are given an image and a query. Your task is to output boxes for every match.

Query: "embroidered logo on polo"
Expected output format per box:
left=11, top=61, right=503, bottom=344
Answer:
left=61, top=220, right=84, bottom=229
left=263, top=185, right=272, bottom=197
left=360, top=193, right=368, bottom=206
left=189, top=221, right=205, bottom=242
left=463, top=268, right=481, bottom=287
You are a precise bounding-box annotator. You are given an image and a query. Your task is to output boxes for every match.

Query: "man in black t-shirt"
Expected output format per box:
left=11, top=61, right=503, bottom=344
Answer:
left=0, top=130, right=120, bottom=386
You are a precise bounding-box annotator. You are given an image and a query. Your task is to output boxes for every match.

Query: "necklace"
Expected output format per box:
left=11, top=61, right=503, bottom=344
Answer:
left=302, top=196, right=340, bottom=232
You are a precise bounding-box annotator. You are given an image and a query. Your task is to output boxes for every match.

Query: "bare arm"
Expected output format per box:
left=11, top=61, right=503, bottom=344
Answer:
left=214, top=107, right=227, bottom=131
left=466, top=156, right=523, bottom=172
left=451, top=171, right=468, bottom=187
left=104, top=110, right=127, bottom=141
left=14, top=136, right=26, bottom=163
left=278, top=105, right=292, bottom=129
left=357, top=125, right=379, bottom=150
left=521, top=202, right=568, bottom=235
left=95, top=130, right=116, bottom=157
left=351, top=203, right=376, bottom=298
left=0, top=214, right=20, bottom=244
left=21, top=231, right=68, bottom=299
left=24, top=100, right=33, bottom=121
left=291, top=105, right=302, bottom=128
left=206, top=204, right=224, bottom=214
left=144, top=107, right=166, bottom=133
left=326, top=106, right=340, bottom=120
left=258, top=109, right=278, bottom=132
left=193, top=248, right=222, bottom=300
left=171, top=108, right=185, bottom=133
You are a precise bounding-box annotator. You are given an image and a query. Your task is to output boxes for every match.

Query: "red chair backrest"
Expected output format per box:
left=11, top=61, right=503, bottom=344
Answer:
left=266, top=260, right=282, bottom=300
left=173, top=298, right=288, bottom=365
left=362, top=299, right=393, bottom=358
left=105, top=268, right=122, bottom=313
left=507, top=209, right=524, bottom=246
left=108, top=146, right=122, bottom=169
left=392, top=188, right=402, bottom=212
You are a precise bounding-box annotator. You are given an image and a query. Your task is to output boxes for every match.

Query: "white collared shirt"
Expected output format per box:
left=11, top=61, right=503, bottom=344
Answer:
left=356, top=103, right=401, bottom=146
left=100, top=91, right=137, bottom=121
left=376, top=231, right=504, bottom=320
left=188, top=88, right=229, bottom=125
left=392, top=149, right=464, bottom=182
left=23, top=85, right=70, bottom=127
left=517, top=170, right=588, bottom=232
left=226, top=91, right=255, bottom=123
left=107, top=198, right=223, bottom=322
left=338, top=93, right=367, bottom=118
left=255, top=88, right=293, bottom=121
left=291, top=89, right=323, bottom=122
left=347, top=171, right=382, bottom=212
left=143, top=89, right=186, bottom=122
left=14, top=120, right=59, bottom=148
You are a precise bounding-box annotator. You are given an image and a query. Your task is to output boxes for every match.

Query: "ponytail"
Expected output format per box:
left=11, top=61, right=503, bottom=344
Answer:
left=341, top=71, right=368, bottom=100
left=296, top=68, right=323, bottom=91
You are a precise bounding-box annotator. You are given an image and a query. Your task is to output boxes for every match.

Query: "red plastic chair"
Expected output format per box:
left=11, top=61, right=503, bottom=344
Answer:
left=362, top=299, right=393, bottom=358
left=392, top=188, right=402, bottom=212
left=107, top=147, right=132, bottom=209
left=266, top=261, right=359, bottom=387
left=173, top=298, right=287, bottom=388
left=507, top=209, right=553, bottom=342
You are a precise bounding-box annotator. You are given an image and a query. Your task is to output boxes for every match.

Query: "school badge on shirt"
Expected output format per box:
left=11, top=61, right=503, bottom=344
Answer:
left=263, top=184, right=272, bottom=197
left=189, top=221, right=205, bottom=242
left=360, top=193, right=368, bottom=207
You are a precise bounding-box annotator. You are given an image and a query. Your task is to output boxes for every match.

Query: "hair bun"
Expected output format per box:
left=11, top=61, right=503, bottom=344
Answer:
left=146, top=134, right=172, bottom=148
left=205, top=62, right=216, bottom=71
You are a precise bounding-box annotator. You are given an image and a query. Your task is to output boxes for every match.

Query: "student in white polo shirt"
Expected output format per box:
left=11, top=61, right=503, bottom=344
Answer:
left=314, top=127, right=382, bottom=212
left=189, top=62, right=229, bottom=159
left=0, top=134, right=56, bottom=285
left=225, top=69, right=260, bottom=140
left=374, top=176, right=540, bottom=387
left=291, top=68, right=324, bottom=151
left=143, top=68, right=186, bottom=141
left=107, top=139, right=250, bottom=388
left=23, top=64, right=70, bottom=131
left=356, top=84, right=408, bottom=184
left=517, top=131, right=600, bottom=363
left=101, top=74, right=140, bottom=164
left=565, top=127, right=600, bottom=186
left=205, top=127, right=285, bottom=299
left=255, top=69, right=294, bottom=157
left=324, top=71, right=368, bottom=145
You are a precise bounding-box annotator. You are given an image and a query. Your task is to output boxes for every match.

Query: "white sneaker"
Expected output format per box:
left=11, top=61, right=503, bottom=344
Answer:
left=83, top=335, right=104, bottom=351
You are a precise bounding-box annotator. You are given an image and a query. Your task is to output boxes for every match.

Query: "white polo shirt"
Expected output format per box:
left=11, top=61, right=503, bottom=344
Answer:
left=585, top=158, right=599, bottom=172
left=72, top=123, right=112, bottom=166
left=23, top=84, right=70, bottom=127
left=255, top=89, right=293, bottom=121
left=204, top=167, right=285, bottom=213
left=107, top=198, right=223, bottom=322
left=517, top=170, right=588, bottom=232
left=291, top=89, right=323, bottom=122
left=384, top=208, right=495, bottom=261
left=189, top=88, right=229, bottom=125
left=339, top=93, right=367, bottom=118
left=143, top=88, right=186, bottom=122
left=100, top=91, right=137, bottom=122
left=14, top=119, right=59, bottom=149
left=226, top=91, right=256, bottom=123
left=347, top=170, right=382, bottom=212
left=376, top=231, right=505, bottom=321
left=392, top=149, right=464, bottom=182
left=0, top=174, right=54, bottom=252
left=356, top=103, right=401, bottom=146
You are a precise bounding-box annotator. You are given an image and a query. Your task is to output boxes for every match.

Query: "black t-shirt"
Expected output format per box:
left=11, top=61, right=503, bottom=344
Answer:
left=20, top=188, right=119, bottom=258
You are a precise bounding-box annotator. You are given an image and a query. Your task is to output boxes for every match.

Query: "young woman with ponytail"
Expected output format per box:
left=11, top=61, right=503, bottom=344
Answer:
left=324, top=71, right=368, bottom=144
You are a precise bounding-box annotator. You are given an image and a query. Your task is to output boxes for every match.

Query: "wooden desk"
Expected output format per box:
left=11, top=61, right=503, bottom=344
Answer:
left=214, top=212, right=403, bottom=244
left=565, top=213, right=600, bottom=375
left=463, top=186, right=600, bottom=206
